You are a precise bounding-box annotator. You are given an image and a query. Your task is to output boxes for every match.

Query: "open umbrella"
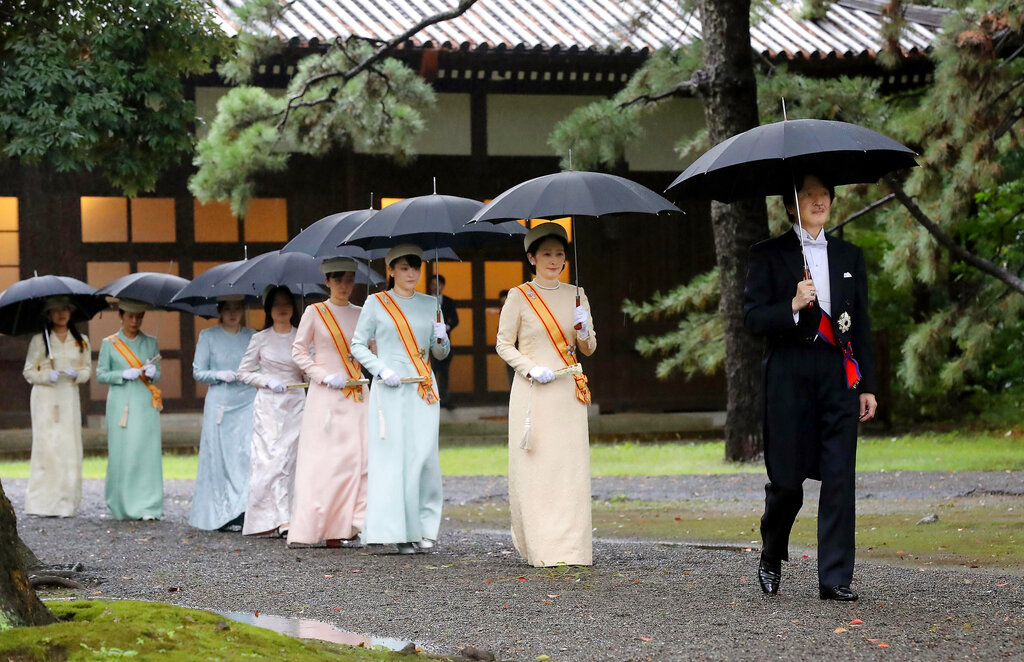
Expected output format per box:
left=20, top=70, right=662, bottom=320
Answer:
left=0, top=274, right=106, bottom=336
left=468, top=169, right=683, bottom=326
left=222, top=250, right=383, bottom=298
left=97, top=272, right=192, bottom=309
left=170, top=260, right=251, bottom=307
left=281, top=208, right=376, bottom=259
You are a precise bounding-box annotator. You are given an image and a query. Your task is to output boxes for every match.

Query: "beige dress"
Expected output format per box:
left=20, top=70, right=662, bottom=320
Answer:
left=495, top=282, right=597, bottom=567
left=22, top=331, right=92, bottom=517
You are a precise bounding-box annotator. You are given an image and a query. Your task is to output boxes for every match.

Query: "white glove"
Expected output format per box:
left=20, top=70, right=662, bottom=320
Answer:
left=573, top=306, right=589, bottom=339
left=266, top=378, right=286, bottom=393
left=215, top=370, right=235, bottom=383
left=433, top=321, right=449, bottom=344
left=122, top=368, right=141, bottom=381
left=323, top=373, right=345, bottom=389
left=528, top=366, right=556, bottom=384
left=63, top=368, right=78, bottom=379
left=378, top=368, right=401, bottom=387
left=48, top=369, right=60, bottom=383
left=143, top=364, right=157, bottom=379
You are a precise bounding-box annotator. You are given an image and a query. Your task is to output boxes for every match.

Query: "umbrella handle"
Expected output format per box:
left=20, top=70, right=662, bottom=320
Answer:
left=574, top=294, right=583, bottom=330
left=804, top=268, right=815, bottom=308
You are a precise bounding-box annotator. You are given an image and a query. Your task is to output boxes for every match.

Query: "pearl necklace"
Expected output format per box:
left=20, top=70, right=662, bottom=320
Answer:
left=531, top=279, right=560, bottom=291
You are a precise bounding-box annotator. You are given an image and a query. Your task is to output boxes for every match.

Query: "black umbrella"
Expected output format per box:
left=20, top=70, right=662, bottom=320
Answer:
left=0, top=274, right=106, bottom=336
left=223, top=250, right=383, bottom=298
left=665, top=118, right=918, bottom=203
left=97, top=272, right=192, bottom=309
left=468, top=169, right=683, bottom=325
left=281, top=208, right=376, bottom=259
left=170, top=260, right=250, bottom=306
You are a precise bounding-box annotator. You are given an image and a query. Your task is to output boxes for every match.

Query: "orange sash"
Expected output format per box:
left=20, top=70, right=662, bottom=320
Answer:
left=107, top=334, right=163, bottom=412
left=313, top=302, right=365, bottom=402
left=375, top=292, right=439, bottom=404
left=516, top=284, right=591, bottom=405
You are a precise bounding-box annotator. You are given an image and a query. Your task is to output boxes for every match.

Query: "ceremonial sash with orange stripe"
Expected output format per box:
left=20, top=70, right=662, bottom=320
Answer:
left=107, top=334, right=163, bottom=412
left=313, top=302, right=365, bottom=402
left=516, top=284, right=591, bottom=405
left=816, top=310, right=862, bottom=389
left=374, top=292, right=439, bottom=404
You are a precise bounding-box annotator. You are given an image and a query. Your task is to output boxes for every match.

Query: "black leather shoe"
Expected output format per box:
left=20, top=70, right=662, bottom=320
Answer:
left=758, top=553, right=781, bottom=595
left=819, top=585, right=859, bottom=601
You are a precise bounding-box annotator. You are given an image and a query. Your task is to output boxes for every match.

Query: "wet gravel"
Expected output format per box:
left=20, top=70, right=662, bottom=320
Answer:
left=7, top=475, right=1024, bottom=662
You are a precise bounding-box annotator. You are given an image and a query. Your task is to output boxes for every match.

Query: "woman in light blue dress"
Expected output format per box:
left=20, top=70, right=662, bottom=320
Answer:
left=350, top=244, right=450, bottom=554
left=189, top=297, right=257, bottom=531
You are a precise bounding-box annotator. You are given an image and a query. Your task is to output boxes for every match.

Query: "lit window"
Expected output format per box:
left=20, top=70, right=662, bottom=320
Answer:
left=433, top=261, right=472, bottom=299
left=449, top=355, right=474, bottom=392
left=449, top=308, right=473, bottom=346
left=194, top=200, right=238, bottom=242
left=81, top=197, right=128, bottom=242
left=244, top=198, right=288, bottom=242
left=487, top=354, right=512, bottom=391
left=131, top=198, right=176, bottom=242
left=0, top=197, right=18, bottom=286
left=484, top=261, right=523, bottom=299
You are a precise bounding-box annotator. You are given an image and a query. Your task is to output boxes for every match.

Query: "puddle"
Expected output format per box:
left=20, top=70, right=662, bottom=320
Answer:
left=220, top=611, right=413, bottom=651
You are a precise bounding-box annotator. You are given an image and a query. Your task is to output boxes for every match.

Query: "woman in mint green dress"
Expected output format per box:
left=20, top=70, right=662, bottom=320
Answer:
left=350, top=244, right=450, bottom=554
left=95, top=299, right=163, bottom=520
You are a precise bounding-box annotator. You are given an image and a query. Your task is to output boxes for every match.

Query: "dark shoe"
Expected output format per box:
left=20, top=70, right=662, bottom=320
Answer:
left=758, top=553, right=781, bottom=595
left=819, top=585, right=858, bottom=601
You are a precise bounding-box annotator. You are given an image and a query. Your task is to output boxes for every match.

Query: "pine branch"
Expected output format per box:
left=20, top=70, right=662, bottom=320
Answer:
left=277, top=0, right=480, bottom=130
left=830, top=193, right=895, bottom=232
left=885, top=174, right=1024, bottom=295
left=617, top=70, right=708, bottom=109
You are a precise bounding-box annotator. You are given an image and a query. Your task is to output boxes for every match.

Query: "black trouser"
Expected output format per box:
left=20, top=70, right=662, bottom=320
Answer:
left=432, top=355, right=452, bottom=405
left=760, top=341, right=859, bottom=587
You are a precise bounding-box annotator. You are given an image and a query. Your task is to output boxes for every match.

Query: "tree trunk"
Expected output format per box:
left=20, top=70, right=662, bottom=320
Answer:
left=698, top=0, right=771, bottom=461
left=0, top=478, right=55, bottom=630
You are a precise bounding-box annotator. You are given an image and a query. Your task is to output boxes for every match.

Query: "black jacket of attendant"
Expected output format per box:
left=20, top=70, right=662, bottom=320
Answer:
left=743, top=229, right=877, bottom=395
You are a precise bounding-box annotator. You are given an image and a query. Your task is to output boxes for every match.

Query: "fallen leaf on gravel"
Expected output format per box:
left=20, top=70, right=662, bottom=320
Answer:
left=963, top=624, right=972, bottom=629
left=878, top=643, right=890, bottom=647
left=402, top=564, right=411, bottom=568
left=740, top=577, right=747, bottom=582
left=547, top=594, right=560, bottom=599
left=834, top=627, right=847, bottom=633
left=351, top=569, right=360, bottom=573
left=850, top=619, right=863, bottom=625
left=517, top=577, right=527, bottom=582
left=640, top=637, right=653, bottom=642
left=486, top=580, right=492, bottom=583
left=542, top=601, right=553, bottom=605
left=674, top=517, right=681, bottom=521
left=801, top=555, right=809, bottom=559
left=92, top=590, right=101, bottom=595
left=233, top=549, right=242, bottom=554
left=324, top=575, right=334, bottom=578
left=896, top=550, right=904, bottom=555
left=535, top=656, right=549, bottom=661
left=333, top=607, right=342, bottom=611
left=867, top=638, right=879, bottom=643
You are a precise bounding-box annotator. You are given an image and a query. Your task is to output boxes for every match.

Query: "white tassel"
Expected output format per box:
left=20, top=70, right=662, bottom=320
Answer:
left=324, top=409, right=332, bottom=432
left=378, top=407, right=386, bottom=440
left=216, top=405, right=225, bottom=425
left=519, top=380, right=533, bottom=451
left=119, top=403, right=129, bottom=428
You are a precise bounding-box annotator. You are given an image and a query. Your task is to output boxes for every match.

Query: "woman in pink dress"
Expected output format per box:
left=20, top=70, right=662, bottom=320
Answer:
left=288, top=257, right=369, bottom=546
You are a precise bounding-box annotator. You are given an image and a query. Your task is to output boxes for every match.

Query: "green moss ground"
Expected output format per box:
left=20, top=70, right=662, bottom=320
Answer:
left=0, top=600, right=406, bottom=661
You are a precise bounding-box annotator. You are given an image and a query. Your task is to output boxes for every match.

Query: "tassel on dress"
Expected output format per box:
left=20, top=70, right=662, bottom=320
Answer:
left=378, top=407, right=386, bottom=440
left=119, top=403, right=129, bottom=428
left=519, top=379, right=533, bottom=451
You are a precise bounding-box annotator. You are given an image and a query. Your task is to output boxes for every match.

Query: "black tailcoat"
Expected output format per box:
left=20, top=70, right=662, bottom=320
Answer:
left=743, top=228, right=876, bottom=587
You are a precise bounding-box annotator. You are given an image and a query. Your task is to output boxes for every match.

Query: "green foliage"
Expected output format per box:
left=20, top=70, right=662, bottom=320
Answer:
left=0, top=0, right=225, bottom=195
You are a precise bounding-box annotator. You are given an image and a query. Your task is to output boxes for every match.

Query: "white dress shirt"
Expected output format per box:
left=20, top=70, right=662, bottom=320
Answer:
left=793, top=225, right=831, bottom=324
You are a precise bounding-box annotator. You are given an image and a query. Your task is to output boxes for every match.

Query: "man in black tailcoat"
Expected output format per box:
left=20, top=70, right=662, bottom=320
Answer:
left=743, top=173, right=878, bottom=601
left=428, top=274, right=459, bottom=409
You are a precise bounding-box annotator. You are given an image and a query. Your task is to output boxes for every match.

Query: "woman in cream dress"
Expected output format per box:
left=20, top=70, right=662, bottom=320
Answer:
left=22, top=296, right=92, bottom=517
left=495, top=223, right=597, bottom=567
left=238, top=286, right=306, bottom=537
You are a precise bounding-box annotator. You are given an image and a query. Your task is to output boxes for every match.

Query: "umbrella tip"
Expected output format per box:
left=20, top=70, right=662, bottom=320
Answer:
left=433, top=177, right=437, bottom=195
left=370, top=192, right=375, bottom=209
left=568, top=149, right=573, bottom=171
left=782, top=97, right=788, bottom=121
left=33, top=270, right=38, bottom=278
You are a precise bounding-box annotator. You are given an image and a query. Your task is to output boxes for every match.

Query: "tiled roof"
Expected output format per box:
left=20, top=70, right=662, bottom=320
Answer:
left=211, top=0, right=943, bottom=60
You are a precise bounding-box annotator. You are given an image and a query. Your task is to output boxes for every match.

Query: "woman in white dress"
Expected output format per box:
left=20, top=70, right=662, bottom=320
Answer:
left=237, top=286, right=306, bottom=537
left=22, top=296, right=92, bottom=517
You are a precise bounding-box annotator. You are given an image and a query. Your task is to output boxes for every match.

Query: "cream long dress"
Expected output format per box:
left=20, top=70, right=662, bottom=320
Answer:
left=495, top=282, right=597, bottom=567
left=289, top=302, right=368, bottom=544
left=22, top=331, right=92, bottom=517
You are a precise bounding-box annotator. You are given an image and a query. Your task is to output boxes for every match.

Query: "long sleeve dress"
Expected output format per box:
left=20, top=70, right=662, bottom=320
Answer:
left=22, top=331, right=92, bottom=517
left=495, top=282, right=597, bottom=567
left=237, top=327, right=305, bottom=535
left=189, top=326, right=257, bottom=531
left=289, top=302, right=368, bottom=544
left=350, top=291, right=450, bottom=545
left=96, top=330, right=163, bottom=520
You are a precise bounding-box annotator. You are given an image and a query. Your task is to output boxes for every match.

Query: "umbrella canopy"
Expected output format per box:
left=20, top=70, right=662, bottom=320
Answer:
left=170, top=260, right=250, bottom=306
left=280, top=208, right=376, bottom=259
left=97, top=272, right=192, bottom=309
left=342, top=193, right=525, bottom=251
left=469, top=170, right=682, bottom=223
left=665, top=118, right=918, bottom=203
left=223, top=250, right=383, bottom=298
left=0, top=275, right=106, bottom=336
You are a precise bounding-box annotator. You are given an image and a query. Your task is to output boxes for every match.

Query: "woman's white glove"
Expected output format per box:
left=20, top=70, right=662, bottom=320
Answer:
left=323, top=374, right=345, bottom=389
left=266, top=378, right=286, bottom=393
left=573, top=306, right=589, bottom=339
left=528, top=365, right=556, bottom=384
left=378, top=368, right=401, bottom=387
left=63, top=368, right=79, bottom=379
left=48, top=369, right=60, bottom=383
left=214, top=370, right=235, bottom=383
left=143, top=364, right=157, bottom=379
left=122, top=367, right=141, bottom=381
left=433, top=321, right=448, bottom=344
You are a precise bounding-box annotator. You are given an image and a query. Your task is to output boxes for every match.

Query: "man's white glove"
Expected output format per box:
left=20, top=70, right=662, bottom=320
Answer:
left=323, top=374, right=345, bottom=389
left=573, top=306, right=589, bottom=339
left=122, top=367, right=141, bottom=381
left=528, top=365, right=556, bottom=384
left=433, top=321, right=448, bottom=344
left=48, top=369, right=60, bottom=383
left=378, top=368, right=401, bottom=387
left=267, top=378, right=286, bottom=393
left=214, top=370, right=234, bottom=383
left=143, top=364, right=157, bottom=379
left=63, top=368, right=78, bottom=379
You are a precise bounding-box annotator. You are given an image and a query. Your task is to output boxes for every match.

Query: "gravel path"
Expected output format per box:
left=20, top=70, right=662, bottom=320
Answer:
left=7, top=475, right=1024, bottom=661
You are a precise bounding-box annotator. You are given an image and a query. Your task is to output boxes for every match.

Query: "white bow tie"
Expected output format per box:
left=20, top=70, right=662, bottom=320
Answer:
left=796, top=227, right=827, bottom=249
